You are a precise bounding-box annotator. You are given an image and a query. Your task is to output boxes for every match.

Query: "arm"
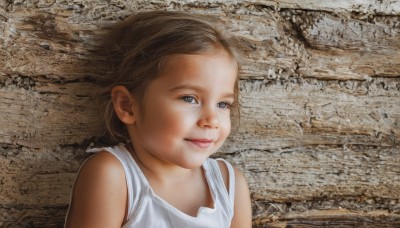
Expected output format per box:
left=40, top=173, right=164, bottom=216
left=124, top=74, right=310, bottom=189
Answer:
left=65, top=152, right=127, bottom=228
left=230, top=167, right=252, bottom=228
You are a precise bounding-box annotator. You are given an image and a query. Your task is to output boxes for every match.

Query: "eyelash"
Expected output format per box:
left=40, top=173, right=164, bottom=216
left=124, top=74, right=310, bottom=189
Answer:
left=181, top=96, right=197, bottom=104
left=217, top=101, right=233, bottom=109
left=180, top=96, right=233, bottom=109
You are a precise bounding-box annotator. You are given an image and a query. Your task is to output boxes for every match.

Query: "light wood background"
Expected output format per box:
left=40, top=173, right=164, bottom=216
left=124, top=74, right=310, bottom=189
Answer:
left=1, top=0, right=399, bottom=227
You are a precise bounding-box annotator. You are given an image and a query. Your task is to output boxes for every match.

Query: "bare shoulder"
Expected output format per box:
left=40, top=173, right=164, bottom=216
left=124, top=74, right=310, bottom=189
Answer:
left=217, top=160, right=252, bottom=228
left=65, top=151, right=127, bottom=228
left=231, top=166, right=252, bottom=228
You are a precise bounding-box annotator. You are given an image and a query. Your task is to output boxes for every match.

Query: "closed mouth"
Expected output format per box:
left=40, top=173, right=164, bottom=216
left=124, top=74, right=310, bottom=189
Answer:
left=185, top=138, right=213, bottom=149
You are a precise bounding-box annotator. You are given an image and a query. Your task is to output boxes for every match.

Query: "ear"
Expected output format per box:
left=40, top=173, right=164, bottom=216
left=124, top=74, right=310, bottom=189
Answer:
left=111, top=86, right=137, bottom=125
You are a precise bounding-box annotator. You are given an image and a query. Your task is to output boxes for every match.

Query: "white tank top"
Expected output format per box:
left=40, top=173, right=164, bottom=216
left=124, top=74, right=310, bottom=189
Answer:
left=66, top=144, right=235, bottom=228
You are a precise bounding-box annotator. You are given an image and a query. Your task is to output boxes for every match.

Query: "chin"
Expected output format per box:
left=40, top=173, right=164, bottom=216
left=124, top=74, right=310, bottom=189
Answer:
left=179, top=157, right=209, bottom=169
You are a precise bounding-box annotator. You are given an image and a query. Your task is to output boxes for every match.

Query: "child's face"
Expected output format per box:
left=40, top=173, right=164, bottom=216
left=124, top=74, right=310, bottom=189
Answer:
left=128, top=50, right=237, bottom=169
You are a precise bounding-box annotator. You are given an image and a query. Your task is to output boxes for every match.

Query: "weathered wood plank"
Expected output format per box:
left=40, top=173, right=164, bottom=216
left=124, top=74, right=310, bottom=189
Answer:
left=281, top=10, right=400, bottom=80
left=1, top=77, right=398, bottom=149
left=0, top=145, right=85, bottom=205
left=223, top=78, right=399, bottom=151
left=220, top=145, right=400, bottom=226
left=124, top=0, right=400, bottom=15
left=0, top=84, right=100, bottom=148
left=0, top=207, right=66, bottom=228
left=262, top=209, right=400, bottom=227
left=223, top=146, right=400, bottom=201
left=2, top=2, right=400, bottom=81
left=0, top=144, right=77, bottom=227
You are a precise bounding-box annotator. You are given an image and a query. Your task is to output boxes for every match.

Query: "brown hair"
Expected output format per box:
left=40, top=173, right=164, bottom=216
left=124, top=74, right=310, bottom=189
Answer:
left=95, top=10, right=243, bottom=143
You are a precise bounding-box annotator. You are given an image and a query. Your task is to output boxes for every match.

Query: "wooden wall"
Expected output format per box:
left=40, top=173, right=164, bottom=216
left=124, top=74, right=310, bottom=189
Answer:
left=1, top=1, right=399, bottom=227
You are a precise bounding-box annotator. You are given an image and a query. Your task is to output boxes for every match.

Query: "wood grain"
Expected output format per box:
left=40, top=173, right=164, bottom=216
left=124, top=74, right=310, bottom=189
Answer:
left=1, top=0, right=399, bottom=227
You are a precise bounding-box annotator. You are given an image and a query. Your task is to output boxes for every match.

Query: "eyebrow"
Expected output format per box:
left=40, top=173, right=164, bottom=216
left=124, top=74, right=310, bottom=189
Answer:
left=168, top=84, right=235, bottom=99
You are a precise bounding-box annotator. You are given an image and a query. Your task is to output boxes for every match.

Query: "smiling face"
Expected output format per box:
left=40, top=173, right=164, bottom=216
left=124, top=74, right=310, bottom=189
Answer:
left=127, top=50, right=238, bottom=169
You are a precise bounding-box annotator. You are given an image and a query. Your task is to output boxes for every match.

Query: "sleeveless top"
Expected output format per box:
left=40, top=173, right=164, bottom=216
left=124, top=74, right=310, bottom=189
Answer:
left=65, top=144, right=236, bottom=228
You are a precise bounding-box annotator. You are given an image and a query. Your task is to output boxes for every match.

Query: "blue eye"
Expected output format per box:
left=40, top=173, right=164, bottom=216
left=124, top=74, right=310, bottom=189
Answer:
left=217, top=102, right=232, bottom=109
left=182, top=96, right=197, bottom=104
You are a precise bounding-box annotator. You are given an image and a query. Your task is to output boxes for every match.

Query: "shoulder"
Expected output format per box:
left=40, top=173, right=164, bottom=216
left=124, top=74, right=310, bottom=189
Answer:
left=81, top=151, right=125, bottom=179
left=231, top=167, right=252, bottom=228
left=76, top=151, right=126, bottom=192
left=216, top=159, right=248, bottom=193
left=216, top=159, right=252, bottom=228
left=65, top=151, right=127, bottom=227
left=216, top=159, right=246, bottom=191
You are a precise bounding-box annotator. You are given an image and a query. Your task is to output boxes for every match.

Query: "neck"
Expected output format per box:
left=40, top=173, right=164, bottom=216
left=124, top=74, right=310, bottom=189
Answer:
left=125, top=143, right=197, bottom=183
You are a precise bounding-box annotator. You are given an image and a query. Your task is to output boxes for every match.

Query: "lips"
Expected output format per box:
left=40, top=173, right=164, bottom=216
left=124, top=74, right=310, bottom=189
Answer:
left=185, top=138, right=213, bottom=149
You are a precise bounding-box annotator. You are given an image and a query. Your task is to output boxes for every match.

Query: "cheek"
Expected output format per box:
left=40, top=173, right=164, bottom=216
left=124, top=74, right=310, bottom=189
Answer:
left=143, top=103, right=195, bottom=138
left=219, top=113, right=232, bottom=139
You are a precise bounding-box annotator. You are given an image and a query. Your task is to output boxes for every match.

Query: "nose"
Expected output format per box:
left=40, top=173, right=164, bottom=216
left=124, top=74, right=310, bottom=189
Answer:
left=197, top=105, right=219, bottom=129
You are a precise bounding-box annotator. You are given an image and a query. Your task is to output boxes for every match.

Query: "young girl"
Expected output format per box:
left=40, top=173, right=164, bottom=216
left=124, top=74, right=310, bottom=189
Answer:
left=65, top=10, right=252, bottom=227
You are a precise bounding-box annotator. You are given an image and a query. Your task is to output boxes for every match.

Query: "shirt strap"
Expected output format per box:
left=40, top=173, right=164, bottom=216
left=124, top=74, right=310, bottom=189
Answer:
left=216, top=158, right=236, bottom=207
